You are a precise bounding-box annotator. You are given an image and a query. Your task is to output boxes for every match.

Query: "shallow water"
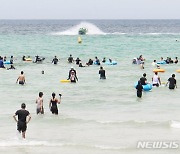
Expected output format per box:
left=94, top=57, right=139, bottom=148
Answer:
left=0, top=20, right=180, bottom=153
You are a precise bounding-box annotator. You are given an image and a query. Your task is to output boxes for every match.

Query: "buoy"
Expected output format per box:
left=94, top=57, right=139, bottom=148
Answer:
left=78, top=36, right=82, bottom=43
left=176, top=70, right=180, bottom=73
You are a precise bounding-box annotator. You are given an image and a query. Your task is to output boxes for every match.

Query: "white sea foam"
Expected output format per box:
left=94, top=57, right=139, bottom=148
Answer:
left=0, top=139, right=126, bottom=151
left=170, top=120, right=180, bottom=128
left=52, top=22, right=106, bottom=35
left=0, top=139, right=64, bottom=147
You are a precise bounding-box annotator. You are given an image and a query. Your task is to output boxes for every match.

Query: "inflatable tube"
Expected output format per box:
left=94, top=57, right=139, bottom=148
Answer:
left=135, top=83, right=152, bottom=91
left=105, top=61, right=117, bottom=65
left=93, top=61, right=100, bottom=65
left=153, top=69, right=165, bottom=73
left=176, top=70, right=180, bottom=73
left=25, top=58, right=32, bottom=61
left=157, top=61, right=166, bottom=64
left=4, top=61, right=11, bottom=64
left=60, top=79, right=70, bottom=83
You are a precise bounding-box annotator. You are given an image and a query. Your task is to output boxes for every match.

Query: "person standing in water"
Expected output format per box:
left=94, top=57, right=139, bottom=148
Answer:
left=16, top=71, right=26, bottom=85
left=140, top=73, right=147, bottom=85
left=13, top=103, right=31, bottom=139
left=10, top=55, right=14, bottom=64
left=166, top=74, right=177, bottom=89
left=49, top=93, right=61, bottom=115
left=152, top=72, right=161, bottom=87
left=99, top=66, right=106, bottom=79
left=136, top=80, right=143, bottom=98
left=36, top=92, right=44, bottom=114
left=68, top=67, right=78, bottom=82
left=52, top=56, right=59, bottom=64
left=68, top=54, right=74, bottom=63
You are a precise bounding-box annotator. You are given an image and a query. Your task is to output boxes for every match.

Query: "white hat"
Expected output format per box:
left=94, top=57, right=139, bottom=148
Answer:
left=71, top=66, right=74, bottom=69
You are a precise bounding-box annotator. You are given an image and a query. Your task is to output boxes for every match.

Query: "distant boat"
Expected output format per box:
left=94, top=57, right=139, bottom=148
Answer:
left=78, top=28, right=88, bottom=35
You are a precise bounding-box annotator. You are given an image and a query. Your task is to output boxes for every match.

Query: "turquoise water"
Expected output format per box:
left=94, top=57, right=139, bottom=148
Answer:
left=0, top=20, right=180, bottom=153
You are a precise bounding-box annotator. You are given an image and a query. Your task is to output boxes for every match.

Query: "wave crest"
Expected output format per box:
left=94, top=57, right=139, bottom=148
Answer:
left=52, top=22, right=105, bottom=35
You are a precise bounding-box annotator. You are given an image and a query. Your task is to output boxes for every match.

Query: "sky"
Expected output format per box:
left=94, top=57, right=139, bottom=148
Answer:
left=0, top=0, right=179, bottom=19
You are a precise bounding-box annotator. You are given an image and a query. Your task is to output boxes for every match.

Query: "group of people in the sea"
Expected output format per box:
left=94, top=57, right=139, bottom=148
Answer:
left=136, top=72, right=177, bottom=98
left=13, top=91, right=62, bottom=139
left=67, top=54, right=113, bottom=67
left=10, top=54, right=108, bottom=139
left=0, top=55, right=15, bottom=69
left=134, top=55, right=178, bottom=98
left=133, top=55, right=179, bottom=70
left=5, top=52, right=179, bottom=138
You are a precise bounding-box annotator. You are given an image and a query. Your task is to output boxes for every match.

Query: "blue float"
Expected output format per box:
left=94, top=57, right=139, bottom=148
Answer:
left=105, top=61, right=117, bottom=65
left=157, top=61, right=166, bottom=64
left=134, top=83, right=152, bottom=91
left=4, top=61, right=11, bottom=64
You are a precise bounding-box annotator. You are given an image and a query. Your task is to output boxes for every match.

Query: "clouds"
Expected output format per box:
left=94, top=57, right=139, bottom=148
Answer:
left=0, top=0, right=179, bottom=19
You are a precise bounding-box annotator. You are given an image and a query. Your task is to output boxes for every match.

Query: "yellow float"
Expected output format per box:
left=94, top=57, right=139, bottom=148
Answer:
left=25, top=58, right=32, bottom=61
left=176, top=70, right=180, bottom=73
left=153, top=69, right=165, bottom=73
left=78, top=36, right=82, bottom=43
left=60, top=79, right=70, bottom=83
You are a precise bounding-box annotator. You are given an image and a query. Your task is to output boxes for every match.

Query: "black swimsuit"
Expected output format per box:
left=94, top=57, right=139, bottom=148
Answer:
left=50, top=99, right=58, bottom=115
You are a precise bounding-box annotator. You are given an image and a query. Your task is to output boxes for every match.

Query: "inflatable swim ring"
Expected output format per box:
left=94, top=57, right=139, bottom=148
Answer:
left=157, top=61, right=166, bottom=64
left=3, top=61, right=11, bottom=64
left=105, top=61, right=117, bottom=65
left=60, top=79, right=70, bottom=83
left=93, top=61, right=100, bottom=65
left=176, top=70, right=180, bottom=73
left=135, top=83, right=152, bottom=91
left=25, top=58, right=32, bottom=61
left=153, top=69, right=165, bottom=73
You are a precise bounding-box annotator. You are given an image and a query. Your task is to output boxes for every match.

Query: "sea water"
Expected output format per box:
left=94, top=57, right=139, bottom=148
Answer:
left=0, top=20, right=180, bottom=154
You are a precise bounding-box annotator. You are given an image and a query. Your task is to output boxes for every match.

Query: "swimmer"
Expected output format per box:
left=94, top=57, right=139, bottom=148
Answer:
left=174, top=57, right=178, bottom=64
left=95, top=57, right=100, bottom=65
left=41, top=70, right=45, bottom=74
left=36, top=92, right=44, bottom=114
left=140, top=73, right=147, bottom=85
left=152, top=72, right=161, bottom=87
left=16, top=71, right=26, bottom=85
left=49, top=93, right=61, bottom=115
left=152, top=60, right=157, bottom=66
left=68, top=67, right=78, bottom=82
left=99, top=66, right=106, bottom=79
left=102, top=57, right=106, bottom=63
left=52, top=56, right=59, bottom=64
left=75, top=57, right=81, bottom=65
left=166, top=74, right=177, bottom=89
left=13, top=103, right=31, bottom=139
left=79, top=62, right=85, bottom=67
left=22, top=56, right=26, bottom=61
left=68, top=54, right=74, bottom=63
left=86, top=59, right=93, bottom=66
left=7, top=65, right=15, bottom=70
left=10, top=55, right=13, bottom=64
left=0, top=57, right=5, bottom=68
left=136, top=80, right=143, bottom=98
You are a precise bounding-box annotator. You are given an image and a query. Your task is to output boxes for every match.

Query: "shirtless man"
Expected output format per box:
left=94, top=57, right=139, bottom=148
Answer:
left=16, top=71, right=26, bottom=85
